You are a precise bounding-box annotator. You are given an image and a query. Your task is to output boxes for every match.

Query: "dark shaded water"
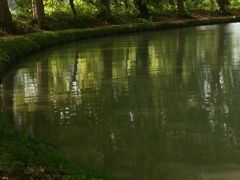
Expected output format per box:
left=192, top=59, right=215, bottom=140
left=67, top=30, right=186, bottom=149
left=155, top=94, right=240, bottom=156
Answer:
left=2, top=23, right=240, bottom=179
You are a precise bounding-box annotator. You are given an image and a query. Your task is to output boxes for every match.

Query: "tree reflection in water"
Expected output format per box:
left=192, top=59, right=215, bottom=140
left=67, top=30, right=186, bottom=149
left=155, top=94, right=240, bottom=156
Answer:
left=2, top=23, right=240, bottom=179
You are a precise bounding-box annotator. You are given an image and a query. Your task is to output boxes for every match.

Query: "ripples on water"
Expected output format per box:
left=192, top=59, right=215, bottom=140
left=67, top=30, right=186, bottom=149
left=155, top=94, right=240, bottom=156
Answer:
left=2, top=23, right=240, bottom=179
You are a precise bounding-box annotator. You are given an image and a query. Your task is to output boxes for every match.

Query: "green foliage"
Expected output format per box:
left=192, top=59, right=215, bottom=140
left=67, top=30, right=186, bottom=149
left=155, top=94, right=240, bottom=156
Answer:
left=14, top=0, right=32, bottom=16
left=44, top=0, right=67, bottom=15
left=13, top=16, right=39, bottom=34
left=6, top=0, right=240, bottom=31
left=44, top=8, right=98, bottom=30
left=230, top=0, right=240, bottom=8
left=234, top=15, right=240, bottom=20
left=139, top=18, right=155, bottom=27
left=184, top=0, right=217, bottom=11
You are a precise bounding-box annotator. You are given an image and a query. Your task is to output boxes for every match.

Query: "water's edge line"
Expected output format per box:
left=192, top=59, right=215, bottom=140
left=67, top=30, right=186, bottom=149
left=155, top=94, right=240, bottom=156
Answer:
left=0, top=16, right=239, bottom=79
left=0, top=16, right=239, bottom=178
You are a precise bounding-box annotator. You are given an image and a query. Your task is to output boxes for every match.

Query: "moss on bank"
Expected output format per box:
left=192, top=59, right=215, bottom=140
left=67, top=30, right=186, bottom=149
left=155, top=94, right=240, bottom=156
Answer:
left=0, top=16, right=240, bottom=179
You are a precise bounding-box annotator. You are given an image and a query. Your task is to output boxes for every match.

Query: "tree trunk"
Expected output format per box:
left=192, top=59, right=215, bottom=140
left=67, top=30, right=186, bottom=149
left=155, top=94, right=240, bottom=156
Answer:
left=32, top=0, right=45, bottom=28
left=216, top=0, right=230, bottom=15
left=134, top=0, right=150, bottom=19
left=69, top=0, right=77, bottom=22
left=175, top=0, right=188, bottom=17
left=99, top=0, right=111, bottom=21
left=0, top=0, right=13, bottom=32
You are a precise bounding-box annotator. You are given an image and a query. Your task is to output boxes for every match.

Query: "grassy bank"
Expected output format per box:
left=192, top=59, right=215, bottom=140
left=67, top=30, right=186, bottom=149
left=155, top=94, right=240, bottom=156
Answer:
left=0, top=15, right=240, bottom=179
left=0, top=114, right=113, bottom=179
left=0, top=115, right=76, bottom=179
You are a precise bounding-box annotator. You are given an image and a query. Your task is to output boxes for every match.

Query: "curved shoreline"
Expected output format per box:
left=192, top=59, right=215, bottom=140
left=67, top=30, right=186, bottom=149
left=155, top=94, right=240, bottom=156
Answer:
left=0, top=16, right=240, bottom=79
left=0, top=15, right=240, bottom=178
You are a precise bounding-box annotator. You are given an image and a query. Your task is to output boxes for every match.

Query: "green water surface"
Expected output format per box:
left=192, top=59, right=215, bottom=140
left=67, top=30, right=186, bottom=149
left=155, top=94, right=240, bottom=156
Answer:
left=2, top=23, right=240, bottom=179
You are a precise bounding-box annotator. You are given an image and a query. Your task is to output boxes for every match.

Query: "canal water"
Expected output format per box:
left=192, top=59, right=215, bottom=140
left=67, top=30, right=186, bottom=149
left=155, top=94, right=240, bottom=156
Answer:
left=2, top=23, right=240, bottom=179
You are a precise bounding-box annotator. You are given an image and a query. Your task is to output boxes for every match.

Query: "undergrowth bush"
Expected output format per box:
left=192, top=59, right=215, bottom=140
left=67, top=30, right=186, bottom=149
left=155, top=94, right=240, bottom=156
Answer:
left=13, top=16, right=39, bottom=34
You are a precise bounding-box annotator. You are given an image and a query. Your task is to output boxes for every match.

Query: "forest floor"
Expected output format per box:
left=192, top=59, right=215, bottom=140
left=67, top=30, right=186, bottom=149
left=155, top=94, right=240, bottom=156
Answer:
left=0, top=12, right=239, bottom=41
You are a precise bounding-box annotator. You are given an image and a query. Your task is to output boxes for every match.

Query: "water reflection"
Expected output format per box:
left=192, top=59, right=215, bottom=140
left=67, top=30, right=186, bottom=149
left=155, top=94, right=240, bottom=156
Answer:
left=2, top=73, right=14, bottom=120
left=2, top=23, right=240, bottom=179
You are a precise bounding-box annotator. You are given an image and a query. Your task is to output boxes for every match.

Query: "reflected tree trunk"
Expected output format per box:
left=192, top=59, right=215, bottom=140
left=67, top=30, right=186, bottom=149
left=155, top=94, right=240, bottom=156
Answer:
left=72, top=50, right=79, bottom=83
left=100, top=41, right=116, bottom=167
left=70, top=50, right=79, bottom=93
left=38, top=60, right=49, bottom=104
left=34, top=59, right=49, bottom=137
left=2, top=75, right=14, bottom=120
left=0, top=0, right=13, bottom=32
left=132, top=36, right=153, bottom=127
left=100, top=40, right=114, bottom=113
left=212, top=25, right=226, bottom=92
left=176, top=30, right=185, bottom=78
left=136, top=38, right=149, bottom=76
left=0, top=86, right=2, bottom=113
left=103, top=48, right=113, bottom=80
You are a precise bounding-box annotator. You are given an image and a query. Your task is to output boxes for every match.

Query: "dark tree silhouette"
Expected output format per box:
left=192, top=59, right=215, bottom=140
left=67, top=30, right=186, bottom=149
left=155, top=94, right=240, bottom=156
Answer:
left=0, top=0, right=13, bottom=32
left=134, top=0, right=150, bottom=19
